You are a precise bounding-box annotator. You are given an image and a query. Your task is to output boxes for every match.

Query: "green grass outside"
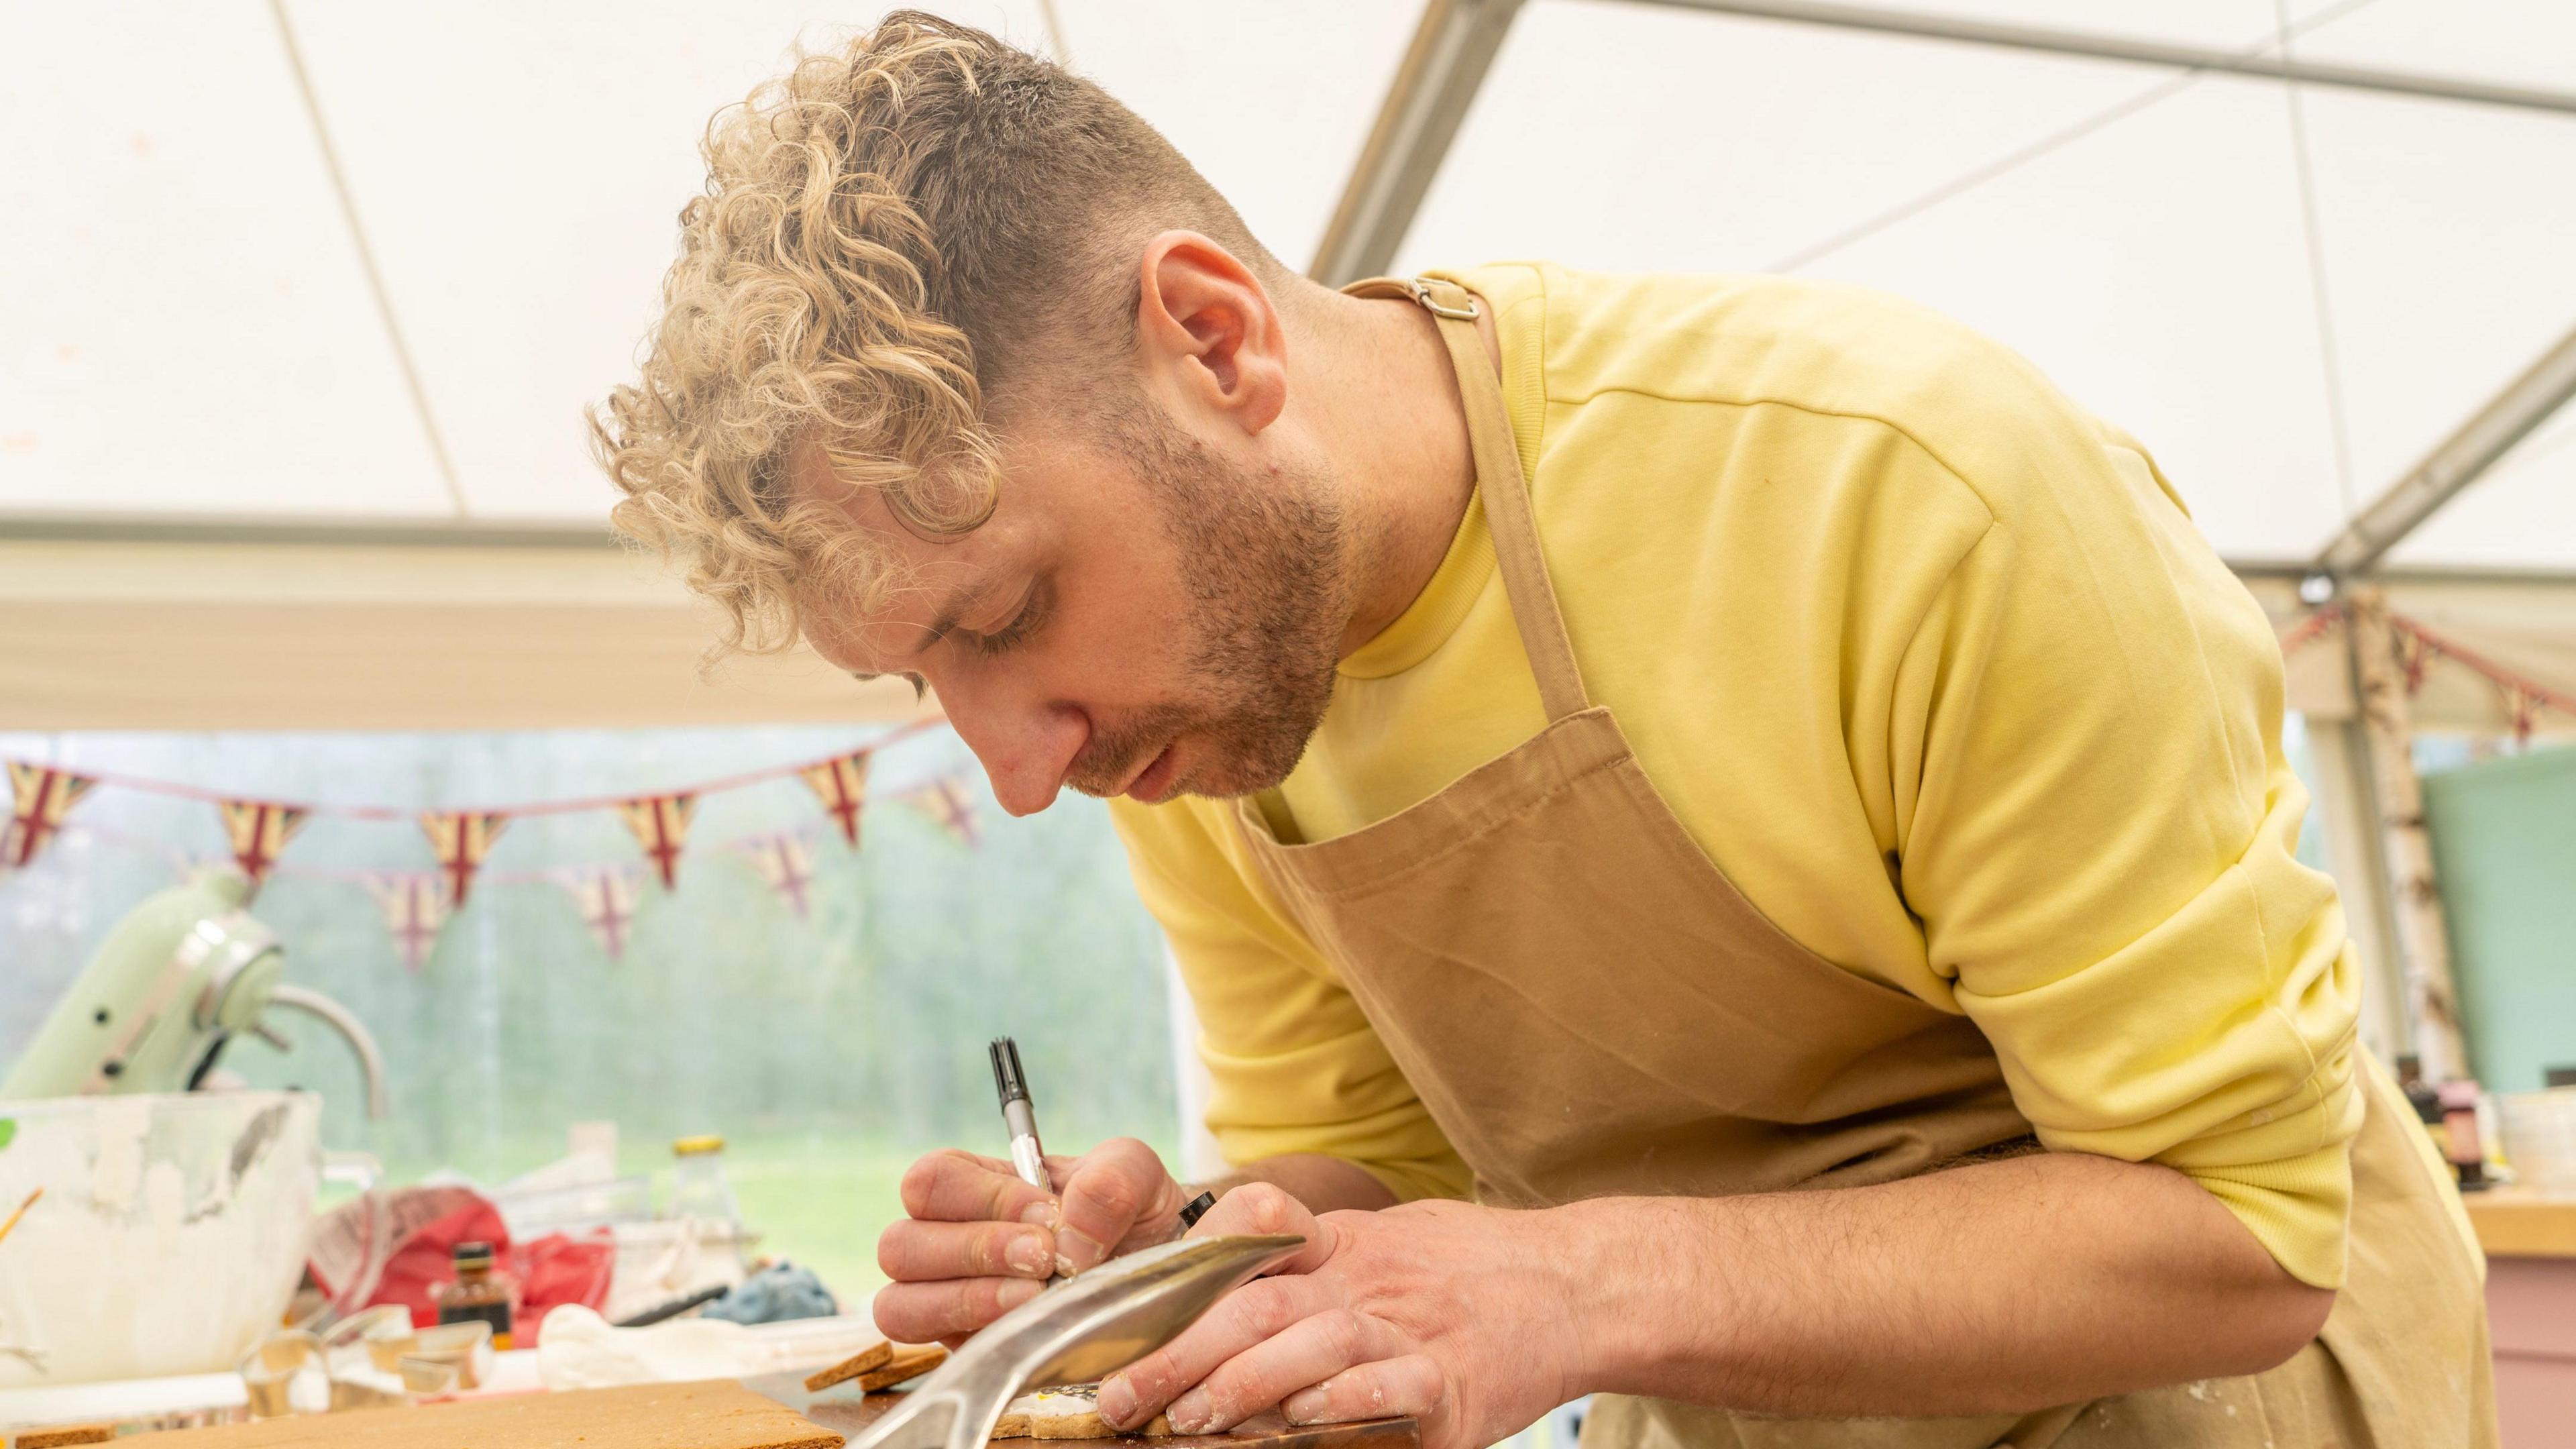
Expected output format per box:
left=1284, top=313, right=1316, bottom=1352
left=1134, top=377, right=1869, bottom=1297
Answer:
left=722, top=1136, right=918, bottom=1313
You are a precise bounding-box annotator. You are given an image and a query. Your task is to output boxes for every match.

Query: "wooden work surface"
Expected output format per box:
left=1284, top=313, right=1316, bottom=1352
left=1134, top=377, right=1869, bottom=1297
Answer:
left=773, top=1380, right=1421, bottom=1449
left=2465, top=1187, right=2576, bottom=1258
left=136, top=1379, right=841, bottom=1448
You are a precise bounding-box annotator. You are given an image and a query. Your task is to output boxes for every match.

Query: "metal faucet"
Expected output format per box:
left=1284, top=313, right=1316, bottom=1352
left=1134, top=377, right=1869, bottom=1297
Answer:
left=262, top=984, right=390, bottom=1119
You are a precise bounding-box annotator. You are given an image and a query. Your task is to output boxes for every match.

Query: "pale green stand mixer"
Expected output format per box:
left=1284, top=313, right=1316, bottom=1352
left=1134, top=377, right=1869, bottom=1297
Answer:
left=2, top=868, right=386, bottom=1114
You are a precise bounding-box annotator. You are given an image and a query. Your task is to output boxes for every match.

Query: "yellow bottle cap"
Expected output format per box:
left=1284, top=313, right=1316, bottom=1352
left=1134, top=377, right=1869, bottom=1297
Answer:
left=672, top=1134, right=726, bottom=1157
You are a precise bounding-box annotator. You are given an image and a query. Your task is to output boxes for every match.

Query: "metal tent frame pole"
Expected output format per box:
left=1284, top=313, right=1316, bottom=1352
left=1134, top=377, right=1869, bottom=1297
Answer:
left=1316, top=0, right=2576, bottom=289
left=1627, top=0, right=2576, bottom=115
left=2313, top=323, right=2576, bottom=578
left=2303, top=717, right=2411, bottom=1064
left=1308, top=0, right=1527, bottom=286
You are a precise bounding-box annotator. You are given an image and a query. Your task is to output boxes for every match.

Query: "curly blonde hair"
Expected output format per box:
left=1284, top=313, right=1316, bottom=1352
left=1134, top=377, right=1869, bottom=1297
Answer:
left=592, top=10, right=1281, bottom=655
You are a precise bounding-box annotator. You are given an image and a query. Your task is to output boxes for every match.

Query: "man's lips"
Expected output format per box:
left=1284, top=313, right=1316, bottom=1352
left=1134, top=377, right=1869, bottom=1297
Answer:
left=1121, top=743, right=1181, bottom=802
left=1099, top=741, right=1160, bottom=798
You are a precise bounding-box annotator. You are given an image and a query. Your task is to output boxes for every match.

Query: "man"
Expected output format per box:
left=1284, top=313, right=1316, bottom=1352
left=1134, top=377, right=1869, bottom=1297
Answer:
left=595, top=13, right=2491, bottom=1448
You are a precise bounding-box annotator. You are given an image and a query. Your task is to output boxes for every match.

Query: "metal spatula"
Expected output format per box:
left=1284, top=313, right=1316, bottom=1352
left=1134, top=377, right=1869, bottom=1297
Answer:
left=844, top=1233, right=1305, bottom=1449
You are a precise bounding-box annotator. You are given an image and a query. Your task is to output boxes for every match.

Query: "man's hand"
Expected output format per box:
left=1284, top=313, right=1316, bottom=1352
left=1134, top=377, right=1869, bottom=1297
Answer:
left=873, top=1137, right=1191, bottom=1346
left=1091, top=1152, right=2331, bottom=1438
left=1095, top=1185, right=1574, bottom=1449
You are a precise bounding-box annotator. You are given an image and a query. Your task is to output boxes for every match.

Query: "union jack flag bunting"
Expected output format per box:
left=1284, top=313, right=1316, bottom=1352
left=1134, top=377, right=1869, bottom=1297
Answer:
left=217, top=799, right=309, bottom=891
left=908, top=775, right=981, bottom=849
left=799, top=751, right=870, bottom=847
left=3, top=762, right=94, bottom=871
left=616, top=794, right=696, bottom=890
left=558, top=866, right=642, bottom=960
left=365, top=872, right=450, bottom=971
left=419, top=810, right=508, bottom=907
left=739, top=830, right=818, bottom=918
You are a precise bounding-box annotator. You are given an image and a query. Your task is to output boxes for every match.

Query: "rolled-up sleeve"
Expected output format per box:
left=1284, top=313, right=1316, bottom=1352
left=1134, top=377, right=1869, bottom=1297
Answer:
left=1108, top=796, right=1472, bottom=1203
left=1894, top=438, right=2363, bottom=1289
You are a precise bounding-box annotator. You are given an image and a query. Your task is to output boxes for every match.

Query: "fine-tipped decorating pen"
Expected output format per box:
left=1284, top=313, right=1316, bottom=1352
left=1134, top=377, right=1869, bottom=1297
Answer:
left=990, top=1036, right=1065, bottom=1285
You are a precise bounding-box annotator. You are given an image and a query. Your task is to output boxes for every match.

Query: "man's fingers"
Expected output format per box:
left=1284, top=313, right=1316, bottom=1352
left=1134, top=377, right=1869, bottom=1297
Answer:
left=1055, top=1138, right=1180, bottom=1275
left=900, top=1148, right=1057, bottom=1225
left=1279, top=1354, right=1446, bottom=1428
left=877, top=1217, right=1057, bottom=1283
left=1187, top=1181, right=1334, bottom=1275
left=1163, top=1310, right=1401, bottom=1434
left=1097, top=1273, right=1331, bottom=1429
left=871, top=1275, right=1044, bottom=1344
left=1098, top=1184, right=1344, bottom=1428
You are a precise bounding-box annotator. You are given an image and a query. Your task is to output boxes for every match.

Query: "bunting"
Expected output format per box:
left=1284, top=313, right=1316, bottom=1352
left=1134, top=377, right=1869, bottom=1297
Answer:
left=2507, top=684, right=2542, bottom=745
left=0, top=723, right=1000, bottom=969
left=559, top=867, right=642, bottom=960
left=0, top=720, right=932, bottom=833
left=2275, top=606, right=2575, bottom=739
left=617, top=794, right=696, bottom=890
left=4, top=763, right=94, bottom=871
left=799, top=751, right=871, bottom=847
left=2387, top=612, right=2576, bottom=743
left=218, top=800, right=309, bottom=890
left=740, top=832, right=817, bottom=918
left=419, top=811, right=508, bottom=908
left=2274, top=604, right=2342, bottom=658
left=909, top=775, right=981, bottom=849
left=365, top=873, right=451, bottom=971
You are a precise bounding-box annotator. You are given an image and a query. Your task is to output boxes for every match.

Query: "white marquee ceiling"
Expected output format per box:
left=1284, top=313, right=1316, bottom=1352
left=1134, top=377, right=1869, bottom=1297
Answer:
left=3, top=0, right=2569, bottom=568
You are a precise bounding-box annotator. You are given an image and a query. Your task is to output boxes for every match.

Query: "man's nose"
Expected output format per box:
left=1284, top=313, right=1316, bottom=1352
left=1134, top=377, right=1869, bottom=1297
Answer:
left=936, top=678, right=1089, bottom=817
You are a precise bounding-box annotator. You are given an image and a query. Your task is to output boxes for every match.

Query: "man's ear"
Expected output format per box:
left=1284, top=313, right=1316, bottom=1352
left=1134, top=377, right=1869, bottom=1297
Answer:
left=1134, top=231, right=1288, bottom=435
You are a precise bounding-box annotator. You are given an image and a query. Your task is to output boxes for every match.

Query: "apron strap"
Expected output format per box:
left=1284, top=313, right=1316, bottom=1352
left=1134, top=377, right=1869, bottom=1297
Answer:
left=1340, top=275, right=1591, bottom=722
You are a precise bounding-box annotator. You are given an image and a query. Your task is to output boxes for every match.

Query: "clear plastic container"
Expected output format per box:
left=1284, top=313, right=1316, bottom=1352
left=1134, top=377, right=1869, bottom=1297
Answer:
left=494, top=1175, right=655, bottom=1240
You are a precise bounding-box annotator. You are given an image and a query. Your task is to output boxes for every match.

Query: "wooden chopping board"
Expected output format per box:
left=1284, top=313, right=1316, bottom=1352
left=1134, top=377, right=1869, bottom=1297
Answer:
left=796, top=1389, right=1419, bottom=1449
left=133, top=1379, right=841, bottom=1448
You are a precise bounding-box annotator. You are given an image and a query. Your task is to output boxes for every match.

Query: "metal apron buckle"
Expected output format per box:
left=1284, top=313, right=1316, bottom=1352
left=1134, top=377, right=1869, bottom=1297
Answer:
left=1406, top=276, right=1481, bottom=321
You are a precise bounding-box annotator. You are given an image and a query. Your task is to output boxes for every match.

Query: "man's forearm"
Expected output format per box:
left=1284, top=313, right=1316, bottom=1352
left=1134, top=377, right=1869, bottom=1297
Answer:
left=1198, top=1152, right=1398, bottom=1217
left=1563, top=1150, right=2334, bottom=1417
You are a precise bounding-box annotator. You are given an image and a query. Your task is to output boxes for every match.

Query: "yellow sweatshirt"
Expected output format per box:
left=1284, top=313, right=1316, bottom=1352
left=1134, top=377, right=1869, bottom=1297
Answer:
left=1110, top=262, right=2365, bottom=1289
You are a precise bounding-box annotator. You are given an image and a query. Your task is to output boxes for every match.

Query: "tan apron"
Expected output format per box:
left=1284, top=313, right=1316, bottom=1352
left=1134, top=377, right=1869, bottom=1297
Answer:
left=1231, top=277, right=2497, bottom=1448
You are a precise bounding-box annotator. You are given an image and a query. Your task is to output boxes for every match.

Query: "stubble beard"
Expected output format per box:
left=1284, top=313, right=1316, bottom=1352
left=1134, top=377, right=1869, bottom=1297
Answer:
left=1065, top=417, right=1350, bottom=802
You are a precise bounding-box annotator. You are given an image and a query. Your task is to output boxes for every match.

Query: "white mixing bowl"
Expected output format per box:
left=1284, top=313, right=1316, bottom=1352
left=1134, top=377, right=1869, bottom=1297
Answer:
left=0, top=1091, right=320, bottom=1385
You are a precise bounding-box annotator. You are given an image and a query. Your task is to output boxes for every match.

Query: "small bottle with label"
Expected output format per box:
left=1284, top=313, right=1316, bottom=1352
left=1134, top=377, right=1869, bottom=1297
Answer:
left=435, top=1240, right=519, bottom=1349
left=669, top=1135, right=743, bottom=1223
left=2436, top=1080, right=2490, bottom=1192
left=670, top=1134, right=748, bottom=1268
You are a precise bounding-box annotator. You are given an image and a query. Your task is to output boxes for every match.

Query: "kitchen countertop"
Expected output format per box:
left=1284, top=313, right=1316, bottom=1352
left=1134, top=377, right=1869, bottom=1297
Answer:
left=2464, top=1187, right=2576, bottom=1258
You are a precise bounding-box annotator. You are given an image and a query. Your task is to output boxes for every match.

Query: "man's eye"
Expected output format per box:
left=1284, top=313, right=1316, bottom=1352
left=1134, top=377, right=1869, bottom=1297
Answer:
left=964, top=580, right=1047, bottom=658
